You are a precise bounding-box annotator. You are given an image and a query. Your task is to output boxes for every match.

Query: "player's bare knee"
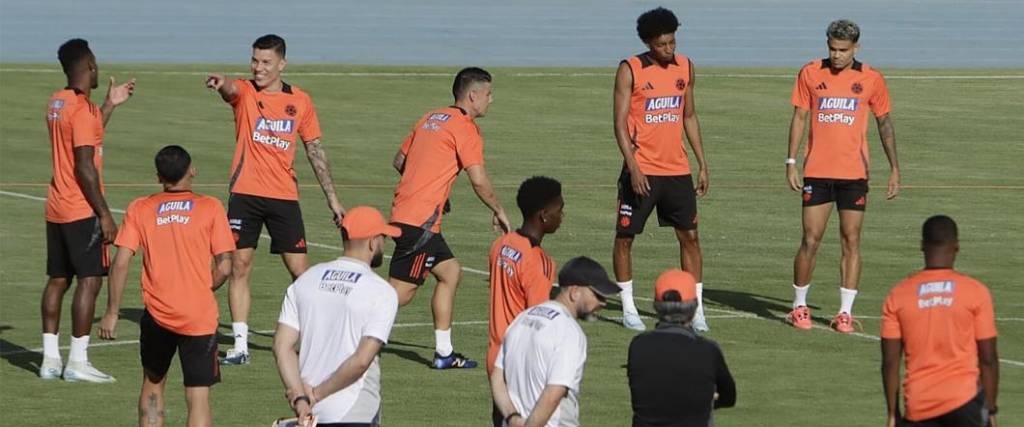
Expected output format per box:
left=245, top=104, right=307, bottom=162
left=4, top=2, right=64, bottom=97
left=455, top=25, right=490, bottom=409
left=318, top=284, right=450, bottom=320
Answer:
left=676, top=229, right=700, bottom=246
left=76, top=276, right=103, bottom=296
left=800, top=234, right=823, bottom=252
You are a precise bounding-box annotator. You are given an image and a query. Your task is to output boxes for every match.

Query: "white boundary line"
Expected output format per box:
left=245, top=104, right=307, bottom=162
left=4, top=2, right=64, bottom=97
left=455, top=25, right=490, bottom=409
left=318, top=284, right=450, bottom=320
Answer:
left=2, top=68, right=1023, bottom=80
left=1, top=190, right=1021, bottom=367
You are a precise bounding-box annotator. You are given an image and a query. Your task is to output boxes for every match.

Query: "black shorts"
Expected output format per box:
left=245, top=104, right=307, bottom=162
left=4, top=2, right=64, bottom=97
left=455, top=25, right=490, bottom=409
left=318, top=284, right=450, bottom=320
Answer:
left=616, top=171, right=698, bottom=235
left=228, top=193, right=307, bottom=254
left=901, top=391, right=988, bottom=427
left=140, top=310, right=220, bottom=387
left=802, top=178, right=869, bottom=211
left=46, top=217, right=109, bottom=278
left=388, top=223, right=455, bottom=286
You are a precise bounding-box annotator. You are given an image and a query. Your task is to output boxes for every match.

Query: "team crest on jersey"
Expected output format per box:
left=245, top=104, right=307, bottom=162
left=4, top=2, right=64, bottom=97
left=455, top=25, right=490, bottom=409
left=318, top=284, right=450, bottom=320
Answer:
left=285, top=104, right=297, bottom=117
left=851, top=83, right=863, bottom=94
left=255, top=117, right=295, bottom=134
left=50, top=100, right=65, bottom=109
left=676, top=78, right=686, bottom=90
left=157, top=200, right=193, bottom=214
left=817, top=97, right=859, bottom=111
left=645, top=96, right=681, bottom=111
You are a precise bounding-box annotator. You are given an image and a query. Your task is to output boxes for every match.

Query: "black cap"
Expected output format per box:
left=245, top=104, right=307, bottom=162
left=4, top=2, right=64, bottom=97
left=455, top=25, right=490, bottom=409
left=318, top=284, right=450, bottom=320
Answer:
left=557, top=257, right=621, bottom=297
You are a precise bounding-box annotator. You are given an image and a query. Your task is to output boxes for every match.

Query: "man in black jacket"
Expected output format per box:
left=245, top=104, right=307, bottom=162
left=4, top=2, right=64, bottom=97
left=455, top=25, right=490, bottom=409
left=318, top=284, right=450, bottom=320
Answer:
left=627, top=269, right=736, bottom=426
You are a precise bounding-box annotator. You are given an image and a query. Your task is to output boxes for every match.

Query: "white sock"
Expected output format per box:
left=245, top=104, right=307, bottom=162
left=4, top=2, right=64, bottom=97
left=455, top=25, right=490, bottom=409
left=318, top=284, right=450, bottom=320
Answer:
left=793, top=284, right=810, bottom=308
left=69, top=335, right=89, bottom=363
left=695, top=282, right=705, bottom=314
left=839, top=288, right=858, bottom=314
left=232, top=322, right=249, bottom=354
left=435, top=329, right=453, bottom=357
left=619, top=280, right=637, bottom=314
left=42, top=333, right=61, bottom=360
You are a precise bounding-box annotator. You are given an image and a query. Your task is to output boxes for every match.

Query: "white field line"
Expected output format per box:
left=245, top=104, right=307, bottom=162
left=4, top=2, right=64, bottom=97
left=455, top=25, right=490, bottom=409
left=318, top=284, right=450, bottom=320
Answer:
left=1, top=190, right=1021, bottom=367
left=2, top=68, right=1024, bottom=80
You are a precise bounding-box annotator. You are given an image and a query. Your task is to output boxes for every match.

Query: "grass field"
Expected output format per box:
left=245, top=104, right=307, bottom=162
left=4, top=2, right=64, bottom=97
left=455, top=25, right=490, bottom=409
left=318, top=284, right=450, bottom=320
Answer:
left=1, top=63, right=1022, bottom=426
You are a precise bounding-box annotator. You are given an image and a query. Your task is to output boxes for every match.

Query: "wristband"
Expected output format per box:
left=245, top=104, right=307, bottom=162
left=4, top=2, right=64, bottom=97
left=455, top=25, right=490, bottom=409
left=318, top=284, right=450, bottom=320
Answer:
left=291, top=395, right=311, bottom=408
left=504, top=412, right=521, bottom=424
left=785, top=158, right=797, bottom=165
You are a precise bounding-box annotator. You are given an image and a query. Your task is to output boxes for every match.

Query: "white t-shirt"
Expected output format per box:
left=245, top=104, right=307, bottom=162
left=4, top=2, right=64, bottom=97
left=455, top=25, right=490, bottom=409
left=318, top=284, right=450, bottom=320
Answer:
left=278, top=257, right=399, bottom=424
left=495, top=300, right=587, bottom=427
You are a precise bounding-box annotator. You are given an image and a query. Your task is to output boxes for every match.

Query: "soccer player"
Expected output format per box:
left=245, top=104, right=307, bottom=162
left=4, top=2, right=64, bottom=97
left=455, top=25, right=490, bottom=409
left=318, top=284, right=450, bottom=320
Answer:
left=488, top=176, right=563, bottom=426
left=273, top=206, right=400, bottom=426
left=99, top=145, right=235, bottom=427
left=491, top=257, right=619, bottom=427
left=205, top=34, right=346, bottom=364
left=628, top=269, right=736, bottom=426
left=613, top=7, right=710, bottom=332
left=40, top=38, right=135, bottom=382
left=785, top=20, right=900, bottom=333
left=389, top=67, right=511, bottom=369
left=881, top=215, right=999, bottom=427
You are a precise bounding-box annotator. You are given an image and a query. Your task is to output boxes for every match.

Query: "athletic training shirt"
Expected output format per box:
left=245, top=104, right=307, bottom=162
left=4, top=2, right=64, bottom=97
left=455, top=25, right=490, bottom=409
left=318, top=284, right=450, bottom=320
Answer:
left=45, top=88, right=104, bottom=223
left=625, top=53, right=692, bottom=176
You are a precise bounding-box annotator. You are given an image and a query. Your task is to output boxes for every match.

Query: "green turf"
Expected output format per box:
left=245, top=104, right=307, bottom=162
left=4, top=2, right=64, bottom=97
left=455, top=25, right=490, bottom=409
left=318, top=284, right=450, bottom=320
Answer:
left=1, top=63, right=1022, bottom=426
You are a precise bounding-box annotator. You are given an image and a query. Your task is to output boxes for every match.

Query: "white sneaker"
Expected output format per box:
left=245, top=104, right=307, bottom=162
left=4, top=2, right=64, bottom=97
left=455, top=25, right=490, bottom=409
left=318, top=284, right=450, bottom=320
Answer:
left=63, top=360, right=116, bottom=383
left=39, top=356, right=63, bottom=380
left=623, top=310, right=646, bottom=331
left=693, top=305, right=709, bottom=332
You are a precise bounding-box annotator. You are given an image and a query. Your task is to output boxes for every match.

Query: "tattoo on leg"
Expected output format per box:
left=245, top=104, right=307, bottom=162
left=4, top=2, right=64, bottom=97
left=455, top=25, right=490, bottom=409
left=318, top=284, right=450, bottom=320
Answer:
left=145, top=392, right=164, bottom=427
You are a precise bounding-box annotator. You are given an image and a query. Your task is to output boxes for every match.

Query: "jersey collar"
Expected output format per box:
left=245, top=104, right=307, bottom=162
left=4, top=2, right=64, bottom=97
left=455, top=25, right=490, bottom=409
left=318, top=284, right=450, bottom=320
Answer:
left=64, top=86, right=86, bottom=96
left=654, top=322, right=698, bottom=337
left=515, top=229, right=541, bottom=247
left=820, top=58, right=863, bottom=72
left=638, top=52, right=679, bottom=68
left=249, top=80, right=294, bottom=94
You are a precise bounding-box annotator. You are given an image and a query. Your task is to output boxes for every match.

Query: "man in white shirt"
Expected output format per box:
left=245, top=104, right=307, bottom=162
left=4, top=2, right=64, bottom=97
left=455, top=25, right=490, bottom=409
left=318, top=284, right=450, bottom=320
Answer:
left=273, top=206, right=401, bottom=427
left=491, top=257, right=620, bottom=427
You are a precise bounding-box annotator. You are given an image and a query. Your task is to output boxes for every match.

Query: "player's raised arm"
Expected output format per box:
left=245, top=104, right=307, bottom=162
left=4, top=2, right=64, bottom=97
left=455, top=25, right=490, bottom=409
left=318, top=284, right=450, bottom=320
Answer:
left=98, top=247, right=135, bottom=340
left=682, top=59, right=709, bottom=196
left=205, top=73, right=239, bottom=103
left=466, top=164, right=511, bottom=232
left=786, top=107, right=809, bottom=192
left=613, top=61, right=650, bottom=197
left=304, top=139, right=346, bottom=223
left=100, top=76, right=135, bottom=126
left=875, top=113, right=900, bottom=199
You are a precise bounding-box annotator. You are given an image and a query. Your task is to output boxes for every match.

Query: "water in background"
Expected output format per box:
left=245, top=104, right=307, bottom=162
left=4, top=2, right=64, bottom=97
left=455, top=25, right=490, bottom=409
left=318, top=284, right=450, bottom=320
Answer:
left=1, top=0, right=1022, bottom=68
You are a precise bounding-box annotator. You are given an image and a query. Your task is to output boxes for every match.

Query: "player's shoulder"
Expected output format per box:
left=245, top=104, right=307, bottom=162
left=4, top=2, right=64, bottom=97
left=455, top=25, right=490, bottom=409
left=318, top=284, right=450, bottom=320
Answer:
left=126, top=194, right=157, bottom=212
left=858, top=61, right=885, bottom=78
left=798, top=59, right=824, bottom=75
left=193, top=194, right=227, bottom=209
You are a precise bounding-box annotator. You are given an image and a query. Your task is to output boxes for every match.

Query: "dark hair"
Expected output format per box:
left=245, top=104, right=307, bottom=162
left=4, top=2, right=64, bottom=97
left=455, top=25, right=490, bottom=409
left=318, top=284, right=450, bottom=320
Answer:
left=57, top=39, right=93, bottom=75
left=636, top=7, right=680, bottom=42
left=155, top=145, right=192, bottom=183
left=923, top=215, right=958, bottom=247
left=452, top=67, right=492, bottom=100
left=827, top=19, right=860, bottom=43
left=516, top=176, right=562, bottom=219
left=253, top=34, right=286, bottom=58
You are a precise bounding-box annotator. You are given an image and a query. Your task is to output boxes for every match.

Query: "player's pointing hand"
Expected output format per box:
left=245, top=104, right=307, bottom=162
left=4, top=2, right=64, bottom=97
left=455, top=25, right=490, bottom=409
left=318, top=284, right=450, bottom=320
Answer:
left=205, top=74, right=226, bottom=91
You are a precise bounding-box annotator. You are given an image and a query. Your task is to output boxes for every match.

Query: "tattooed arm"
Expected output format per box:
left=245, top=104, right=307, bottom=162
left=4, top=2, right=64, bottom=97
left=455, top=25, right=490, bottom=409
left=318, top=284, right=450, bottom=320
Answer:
left=304, top=139, right=346, bottom=224
left=876, top=114, right=900, bottom=199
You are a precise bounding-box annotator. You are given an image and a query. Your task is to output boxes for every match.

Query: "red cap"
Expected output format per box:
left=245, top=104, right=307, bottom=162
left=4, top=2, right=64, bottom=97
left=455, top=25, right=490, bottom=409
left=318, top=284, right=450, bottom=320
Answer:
left=340, top=206, right=401, bottom=240
left=654, top=269, right=697, bottom=302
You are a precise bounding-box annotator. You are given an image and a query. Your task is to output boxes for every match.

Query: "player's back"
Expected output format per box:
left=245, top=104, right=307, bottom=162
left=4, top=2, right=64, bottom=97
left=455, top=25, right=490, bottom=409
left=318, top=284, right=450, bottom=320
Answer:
left=487, top=232, right=555, bottom=373
left=391, top=106, right=484, bottom=231
left=45, top=89, right=104, bottom=223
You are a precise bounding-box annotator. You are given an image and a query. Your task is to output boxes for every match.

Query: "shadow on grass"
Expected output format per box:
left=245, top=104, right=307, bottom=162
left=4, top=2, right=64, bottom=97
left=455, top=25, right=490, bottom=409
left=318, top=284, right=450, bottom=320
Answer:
left=703, top=288, right=824, bottom=325
left=0, top=339, right=42, bottom=375
left=383, top=340, right=433, bottom=367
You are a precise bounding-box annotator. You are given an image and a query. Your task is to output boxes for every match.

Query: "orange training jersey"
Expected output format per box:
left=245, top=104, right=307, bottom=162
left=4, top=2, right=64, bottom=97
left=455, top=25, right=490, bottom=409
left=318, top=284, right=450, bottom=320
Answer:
left=114, top=191, right=236, bottom=335
left=625, top=53, right=692, bottom=176
left=390, top=106, right=484, bottom=233
left=880, top=269, right=997, bottom=421
left=792, top=59, right=891, bottom=180
left=227, top=79, right=322, bottom=201
left=45, top=89, right=104, bottom=223
left=486, top=231, right=555, bottom=374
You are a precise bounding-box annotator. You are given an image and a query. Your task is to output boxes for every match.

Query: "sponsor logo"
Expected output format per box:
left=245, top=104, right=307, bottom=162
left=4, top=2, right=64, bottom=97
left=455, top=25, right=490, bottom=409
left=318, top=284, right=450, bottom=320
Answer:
left=255, top=117, right=295, bottom=133
left=50, top=100, right=65, bottom=109
left=251, top=131, right=292, bottom=150
left=815, top=82, right=828, bottom=91
left=295, top=238, right=306, bottom=249
left=802, top=185, right=813, bottom=202
left=645, top=113, right=680, bottom=124
left=645, top=96, right=681, bottom=111
left=618, top=203, right=633, bottom=216
left=428, top=113, right=451, bottom=122
left=817, top=112, right=855, bottom=126
left=157, top=200, right=193, bottom=214
left=619, top=216, right=631, bottom=227
left=676, top=78, right=686, bottom=90
left=228, top=218, right=242, bottom=231
left=156, top=214, right=191, bottom=226
left=851, top=82, right=863, bottom=94
left=917, top=280, right=955, bottom=296
left=817, top=97, right=859, bottom=111
left=321, top=269, right=363, bottom=283
left=854, top=196, right=866, bottom=206
left=528, top=305, right=561, bottom=320
left=918, top=295, right=954, bottom=309
left=252, top=117, right=295, bottom=149
left=319, top=281, right=354, bottom=295
left=641, top=82, right=654, bottom=91
left=500, top=245, right=523, bottom=262
left=285, top=104, right=297, bottom=117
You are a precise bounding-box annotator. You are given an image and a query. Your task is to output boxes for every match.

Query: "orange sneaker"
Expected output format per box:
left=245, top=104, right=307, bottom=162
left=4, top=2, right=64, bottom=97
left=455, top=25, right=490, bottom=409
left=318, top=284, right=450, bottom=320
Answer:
left=830, top=312, right=862, bottom=334
left=787, top=306, right=812, bottom=330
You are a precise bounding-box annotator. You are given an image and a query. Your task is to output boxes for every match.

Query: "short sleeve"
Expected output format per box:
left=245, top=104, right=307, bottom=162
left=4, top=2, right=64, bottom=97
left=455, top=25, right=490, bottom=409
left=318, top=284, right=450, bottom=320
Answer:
left=790, top=66, right=813, bottom=110
left=973, top=284, right=998, bottom=340
left=869, top=74, right=892, bottom=117
left=523, top=254, right=555, bottom=307
left=299, top=93, right=323, bottom=143
left=494, top=342, right=505, bottom=370
left=879, top=290, right=902, bottom=339
left=547, top=329, right=587, bottom=392
left=363, top=287, right=398, bottom=344
left=455, top=124, right=484, bottom=170
left=207, top=199, right=235, bottom=255
left=228, top=79, right=249, bottom=107
left=70, top=106, right=100, bottom=148
left=114, top=201, right=142, bottom=251
left=277, top=286, right=300, bottom=331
